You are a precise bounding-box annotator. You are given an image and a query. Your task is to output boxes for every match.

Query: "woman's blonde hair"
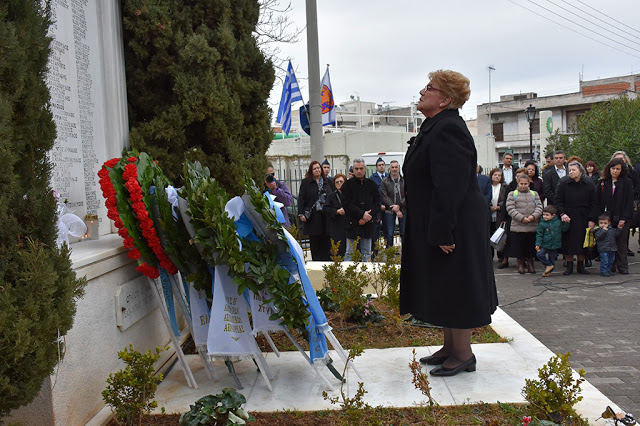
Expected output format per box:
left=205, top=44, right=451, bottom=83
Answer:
left=428, top=69, right=471, bottom=109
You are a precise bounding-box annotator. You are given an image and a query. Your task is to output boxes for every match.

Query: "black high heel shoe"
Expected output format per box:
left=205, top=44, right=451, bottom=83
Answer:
left=419, top=354, right=447, bottom=365
left=430, top=355, right=476, bottom=377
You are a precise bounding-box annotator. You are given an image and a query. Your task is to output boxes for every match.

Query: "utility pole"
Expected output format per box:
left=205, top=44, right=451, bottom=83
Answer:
left=306, top=0, right=323, bottom=162
left=488, top=66, right=495, bottom=137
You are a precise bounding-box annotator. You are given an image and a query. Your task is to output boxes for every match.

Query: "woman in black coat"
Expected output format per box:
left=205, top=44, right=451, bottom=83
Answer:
left=595, top=158, right=634, bottom=274
left=400, top=70, right=498, bottom=377
left=585, top=161, right=601, bottom=187
left=297, top=161, right=333, bottom=260
left=556, top=161, right=597, bottom=275
left=524, top=160, right=545, bottom=204
left=324, top=173, right=347, bottom=257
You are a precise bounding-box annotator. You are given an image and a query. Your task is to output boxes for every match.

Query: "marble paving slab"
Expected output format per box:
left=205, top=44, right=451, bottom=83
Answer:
left=152, top=307, right=621, bottom=425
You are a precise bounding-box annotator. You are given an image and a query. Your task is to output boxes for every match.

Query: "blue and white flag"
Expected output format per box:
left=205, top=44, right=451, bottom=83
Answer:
left=276, top=61, right=303, bottom=135
left=321, top=66, right=335, bottom=126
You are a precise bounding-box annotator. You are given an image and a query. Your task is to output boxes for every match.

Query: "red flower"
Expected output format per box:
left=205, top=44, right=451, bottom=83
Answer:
left=105, top=158, right=120, bottom=169
left=127, top=156, right=137, bottom=163
left=128, top=248, right=141, bottom=260
left=136, top=263, right=160, bottom=279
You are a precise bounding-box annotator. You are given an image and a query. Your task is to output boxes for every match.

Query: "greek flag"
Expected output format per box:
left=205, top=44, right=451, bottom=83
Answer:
left=276, top=61, right=303, bottom=135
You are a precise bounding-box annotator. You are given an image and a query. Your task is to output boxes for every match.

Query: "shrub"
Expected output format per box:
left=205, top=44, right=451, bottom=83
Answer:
left=102, top=345, right=166, bottom=426
left=179, top=389, right=255, bottom=426
left=522, top=352, right=585, bottom=423
left=0, top=1, right=85, bottom=417
left=120, top=0, right=275, bottom=195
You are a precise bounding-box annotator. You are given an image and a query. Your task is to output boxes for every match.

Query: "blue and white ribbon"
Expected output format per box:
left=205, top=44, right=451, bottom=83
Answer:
left=159, top=267, right=180, bottom=336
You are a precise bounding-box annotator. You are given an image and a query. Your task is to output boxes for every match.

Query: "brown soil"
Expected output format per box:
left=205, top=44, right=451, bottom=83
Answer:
left=254, top=300, right=507, bottom=353
left=120, top=403, right=533, bottom=425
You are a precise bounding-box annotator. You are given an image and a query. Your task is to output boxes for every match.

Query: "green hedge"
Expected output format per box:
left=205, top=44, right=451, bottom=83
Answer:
left=0, top=1, right=86, bottom=417
left=121, top=0, right=276, bottom=195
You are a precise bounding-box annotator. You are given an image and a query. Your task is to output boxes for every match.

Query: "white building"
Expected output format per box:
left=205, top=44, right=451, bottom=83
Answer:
left=476, top=73, right=640, bottom=165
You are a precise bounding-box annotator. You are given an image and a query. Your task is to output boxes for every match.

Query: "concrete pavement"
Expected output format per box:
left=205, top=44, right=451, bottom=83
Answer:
left=495, top=241, right=640, bottom=417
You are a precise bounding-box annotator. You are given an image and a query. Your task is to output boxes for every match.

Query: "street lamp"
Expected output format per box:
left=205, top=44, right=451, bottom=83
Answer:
left=525, top=104, right=537, bottom=161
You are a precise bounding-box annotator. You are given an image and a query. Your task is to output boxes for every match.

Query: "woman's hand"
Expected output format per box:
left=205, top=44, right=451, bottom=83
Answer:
left=561, top=214, right=571, bottom=223
left=439, top=244, right=455, bottom=254
left=528, top=215, right=535, bottom=222
left=337, top=208, right=345, bottom=216
left=491, top=205, right=500, bottom=212
left=299, top=215, right=307, bottom=223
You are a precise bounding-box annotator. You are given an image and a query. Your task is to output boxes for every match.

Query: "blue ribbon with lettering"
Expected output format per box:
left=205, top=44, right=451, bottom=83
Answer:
left=263, top=193, right=329, bottom=363
left=159, top=267, right=180, bottom=336
left=179, top=271, right=191, bottom=314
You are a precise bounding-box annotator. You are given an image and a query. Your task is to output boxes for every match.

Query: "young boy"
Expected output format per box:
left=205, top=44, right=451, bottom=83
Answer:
left=593, top=213, right=621, bottom=277
left=535, top=205, right=569, bottom=277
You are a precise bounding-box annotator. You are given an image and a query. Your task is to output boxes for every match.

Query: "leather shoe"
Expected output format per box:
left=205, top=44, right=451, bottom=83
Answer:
left=419, top=354, right=447, bottom=365
left=430, top=355, right=476, bottom=377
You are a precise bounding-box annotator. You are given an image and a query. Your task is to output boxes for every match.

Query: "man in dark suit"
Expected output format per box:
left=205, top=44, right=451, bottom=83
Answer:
left=543, top=150, right=567, bottom=205
left=368, top=157, right=388, bottom=253
left=477, top=164, right=492, bottom=205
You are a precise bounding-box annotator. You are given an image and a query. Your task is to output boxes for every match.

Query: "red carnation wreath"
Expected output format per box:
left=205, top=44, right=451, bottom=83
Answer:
left=98, top=153, right=177, bottom=279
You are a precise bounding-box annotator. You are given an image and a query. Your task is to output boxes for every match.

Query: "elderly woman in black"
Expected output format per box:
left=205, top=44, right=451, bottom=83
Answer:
left=595, top=158, right=634, bottom=274
left=400, top=69, right=497, bottom=377
left=298, top=161, right=333, bottom=260
left=324, top=173, right=347, bottom=257
left=556, top=161, right=597, bottom=275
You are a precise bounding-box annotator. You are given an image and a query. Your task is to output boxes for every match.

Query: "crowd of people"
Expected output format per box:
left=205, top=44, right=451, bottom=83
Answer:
left=265, top=157, right=406, bottom=262
left=487, top=150, right=640, bottom=277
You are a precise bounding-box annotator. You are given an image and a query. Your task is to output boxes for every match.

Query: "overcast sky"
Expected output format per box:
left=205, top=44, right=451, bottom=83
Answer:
left=267, top=0, right=640, bottom=121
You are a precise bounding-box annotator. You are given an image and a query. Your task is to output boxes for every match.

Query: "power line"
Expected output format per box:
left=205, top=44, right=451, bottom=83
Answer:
left=558, top=0, right=640, bottom=43
left=571, top=0, right=640, bottom=36
left=506, top=0, right=640, bottom=59
left=524, top=0, right=640, bottom=54
left=545, top=0, right=640, bottom=47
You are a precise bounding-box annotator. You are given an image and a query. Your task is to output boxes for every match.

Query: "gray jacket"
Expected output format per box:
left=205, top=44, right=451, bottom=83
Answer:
left=594, top=226, right=621, bottom=252
left=506, top=189, right=542, bottom=232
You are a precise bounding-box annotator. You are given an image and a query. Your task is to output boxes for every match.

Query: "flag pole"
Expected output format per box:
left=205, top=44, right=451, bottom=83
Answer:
left=306, top=0, right=323, bottom=163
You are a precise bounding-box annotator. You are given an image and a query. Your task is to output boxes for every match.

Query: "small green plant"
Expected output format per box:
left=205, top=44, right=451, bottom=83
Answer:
left=522, top=352, right=586, bottom=424
left=179, top=388, right=255, bottom=425
left=321, top=239, right=369, bottom=321
left=371, top=245, right=401, bottom=309
left=409, top=349, right=438, bottom=407
left=323, top=345, right=370, bottom=425
left=102, top=345, right=166, bottom=426
left=348, top=296, right=385, bottom=325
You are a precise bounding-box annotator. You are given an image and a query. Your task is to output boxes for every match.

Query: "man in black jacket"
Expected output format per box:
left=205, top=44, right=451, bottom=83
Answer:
left=342, top=158, right=381, bottom=261
left=543, top=150, right=567, bottom=205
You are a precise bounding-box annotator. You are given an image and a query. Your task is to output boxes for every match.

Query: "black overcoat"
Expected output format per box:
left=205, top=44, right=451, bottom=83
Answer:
left=399, top=110, right=498, bottom=329
left=324, top=189, right=347, bottom=254
left=555, top=176, right=597, bottom=254
left=297, top=177, right=332, bottom=237
left=594, top=177, right=633, bottom=226
left=341, top=177, right=381, bottom=239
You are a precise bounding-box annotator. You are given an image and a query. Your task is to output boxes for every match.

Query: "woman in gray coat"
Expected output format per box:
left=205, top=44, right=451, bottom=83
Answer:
left=400, top=70, right=498, bottom=377
left=505, top=174, right=543, bottom=274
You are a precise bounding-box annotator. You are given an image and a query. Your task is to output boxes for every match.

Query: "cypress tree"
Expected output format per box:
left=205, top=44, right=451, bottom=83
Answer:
left=121, top=0, right=276, bottom=195
left=0, top=1, right=86, bottom=416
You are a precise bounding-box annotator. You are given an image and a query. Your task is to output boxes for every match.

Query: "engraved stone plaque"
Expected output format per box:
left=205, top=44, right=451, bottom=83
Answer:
left=115, top=276, right=158, bottom=331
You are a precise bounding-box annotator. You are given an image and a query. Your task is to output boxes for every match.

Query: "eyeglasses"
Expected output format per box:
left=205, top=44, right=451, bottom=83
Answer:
left=425, top=84, right=441, bottom=92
